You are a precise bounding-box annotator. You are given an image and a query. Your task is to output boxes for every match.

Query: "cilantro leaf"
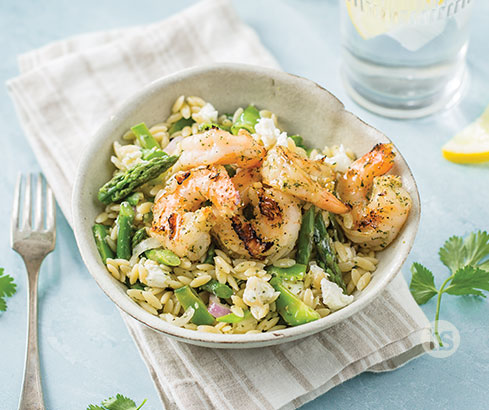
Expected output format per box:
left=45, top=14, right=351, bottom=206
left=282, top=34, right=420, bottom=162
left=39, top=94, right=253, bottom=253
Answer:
left=87, top=394, right=146, bottom=410
left=439, top=231, right=489, bottom=273
left=102, top=394, right=138, bottom=410
left=0, top=268, right=16, bottom=297
left=463, top=231, right=489, bottom=267
left=411, top=230, right=489, bottom=347
left=409, top=263, right=438, bottom=304
left=444, top=266, right=489, bottom=297
left=0, top=268, right=17, bottom=312
left=479, top=260, right=489, bottom=272
left=439, top=235, right=465, bottom=272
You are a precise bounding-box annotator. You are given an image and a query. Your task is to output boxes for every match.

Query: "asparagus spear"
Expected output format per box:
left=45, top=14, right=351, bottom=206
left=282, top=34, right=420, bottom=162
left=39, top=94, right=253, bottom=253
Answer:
left=201, top=279, right=233, bottom=299
left=174, top=286, right=215, bottom=325
left=129, top=281, right=145, bottom=290
left=92, top=224, right=115, bottom=263
left=313, top=212, right=346, bottom=292
left=203, top=242, right=216, bottom=265
left=131, top=122, right=159, bottom=150
left=131, top=122, right=172, bottom=160
left=199, top=123, right=221, bottom=131
left=143, top=211, right=153, bottom=225
left=289, top=135, right=306, bottom=150
left=289, top=134, right=313, bottom=155
left=200, top=118, right=232, bottom=133
left=267, top=264, right=307, bottom=281
left=296, top=205, right=316, bottom=265
left=126, top=192, right=143, bottom=206
left=328, top=212, right=345, bottom=243
left=132, top=227, right=148, bottom=249
left=141, top=147, right=168, bottom=160
left=270, top=277, right=320, bottom=326
left=97, top=155, right=178, bottom=204
left=145, top=248, right=181, bottom=267
left=231, top=105, right=260, bottom=135
left=216, top=310, right=252, bottom=323
left=168, top=117, right=194, bottom=134
left=116, top=202, right=135, bottom=260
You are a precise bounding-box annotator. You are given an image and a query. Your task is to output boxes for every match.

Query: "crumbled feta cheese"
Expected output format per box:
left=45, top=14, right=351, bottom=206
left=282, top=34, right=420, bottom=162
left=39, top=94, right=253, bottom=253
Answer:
left=254, top=117, right=288, bottom=149
left=309, top=263, right=326, bottom=277
left=322, top=145, right=353, bottom=173
left=250, top=305, right=269, bottom=321
left=321, top=278, right=354, bottom=311
left=143, top=260, right=170, bottom=288
left=243, top=276, right=280, bottom=320
left=275, top=132, right=289, bottom=147
left=193, top=102, right=218, bottom=124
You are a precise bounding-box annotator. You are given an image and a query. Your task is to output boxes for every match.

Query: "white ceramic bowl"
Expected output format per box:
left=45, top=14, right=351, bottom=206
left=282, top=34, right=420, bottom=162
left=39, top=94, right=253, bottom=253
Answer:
left=73, top=64, right=420, bottom=348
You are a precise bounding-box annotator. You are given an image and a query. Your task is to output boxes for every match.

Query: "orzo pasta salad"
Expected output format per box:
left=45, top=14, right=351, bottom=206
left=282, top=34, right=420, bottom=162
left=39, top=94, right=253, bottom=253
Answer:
left=92, top=96, right=412, bottom=334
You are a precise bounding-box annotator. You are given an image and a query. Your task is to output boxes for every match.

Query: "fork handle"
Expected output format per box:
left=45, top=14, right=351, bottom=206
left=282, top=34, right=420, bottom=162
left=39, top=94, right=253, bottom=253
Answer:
left=18, top=258, right=45, bottom=410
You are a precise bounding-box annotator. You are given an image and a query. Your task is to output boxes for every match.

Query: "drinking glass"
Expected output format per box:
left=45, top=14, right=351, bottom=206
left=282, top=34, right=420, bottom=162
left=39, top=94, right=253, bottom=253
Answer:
left=340, top=0, right=474, bottom=118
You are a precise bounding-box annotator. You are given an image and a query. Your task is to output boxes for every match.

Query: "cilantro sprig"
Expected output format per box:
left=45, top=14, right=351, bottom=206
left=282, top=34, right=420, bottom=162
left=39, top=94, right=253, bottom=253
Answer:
left=410, top=231, right=489, bottom=346
left=87, top=394, right=146, bottom=410
left=0, top=268, right=17, bottom=312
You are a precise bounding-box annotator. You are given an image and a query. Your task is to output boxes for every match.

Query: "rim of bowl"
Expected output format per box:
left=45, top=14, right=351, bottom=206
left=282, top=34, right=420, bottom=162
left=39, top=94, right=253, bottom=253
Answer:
left=73, top=63, right=421, bottom=347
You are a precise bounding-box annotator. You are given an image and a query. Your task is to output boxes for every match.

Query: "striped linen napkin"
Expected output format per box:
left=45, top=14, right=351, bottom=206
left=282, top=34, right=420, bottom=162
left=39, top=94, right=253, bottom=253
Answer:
left=6, top=0, right=433, bottom=408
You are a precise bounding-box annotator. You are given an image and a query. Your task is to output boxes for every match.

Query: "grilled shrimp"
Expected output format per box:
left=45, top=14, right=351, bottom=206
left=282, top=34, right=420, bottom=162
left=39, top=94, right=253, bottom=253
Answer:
left=261, top=145, right=349, bottom=214
left=336, top=143, right=412, bottom=249
left=175, top=127, right=266, bottom=170
left=213, top=168, right=302, bottom=261
left=151, top=165, right=241, bottom=261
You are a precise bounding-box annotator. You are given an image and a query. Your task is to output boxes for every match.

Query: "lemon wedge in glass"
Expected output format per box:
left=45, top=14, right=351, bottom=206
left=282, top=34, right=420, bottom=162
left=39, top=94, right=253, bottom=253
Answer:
left=345, top=0, right=444, bottom=40
left=345, top=1, right=395, bottom=39
left=442, top=105, right=489, bottom=164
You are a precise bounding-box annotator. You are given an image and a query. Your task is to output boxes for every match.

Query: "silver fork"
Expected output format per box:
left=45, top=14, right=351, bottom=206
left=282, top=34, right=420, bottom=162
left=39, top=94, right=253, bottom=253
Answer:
left=11, top=174, right=56, bottom=410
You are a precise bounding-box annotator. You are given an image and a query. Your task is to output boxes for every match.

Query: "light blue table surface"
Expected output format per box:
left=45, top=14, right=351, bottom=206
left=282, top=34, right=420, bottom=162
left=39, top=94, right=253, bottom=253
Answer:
left=2, top=1, right=489, bottom=409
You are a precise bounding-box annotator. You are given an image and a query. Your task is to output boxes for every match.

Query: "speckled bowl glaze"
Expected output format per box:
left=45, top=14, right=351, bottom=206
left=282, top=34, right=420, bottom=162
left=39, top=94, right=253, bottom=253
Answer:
left=73, top=64, right=420, bottom=349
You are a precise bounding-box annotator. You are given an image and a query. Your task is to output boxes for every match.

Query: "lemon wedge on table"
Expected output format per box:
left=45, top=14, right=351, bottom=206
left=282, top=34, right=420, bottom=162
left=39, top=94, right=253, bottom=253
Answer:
left=345, top=0, right=445, bottom=40
left=442, top=105, right=489, bottom=164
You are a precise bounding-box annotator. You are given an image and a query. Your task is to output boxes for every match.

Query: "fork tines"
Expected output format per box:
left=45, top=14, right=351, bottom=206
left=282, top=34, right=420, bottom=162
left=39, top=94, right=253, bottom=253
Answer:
left=11, top=173, right=56, bottom=237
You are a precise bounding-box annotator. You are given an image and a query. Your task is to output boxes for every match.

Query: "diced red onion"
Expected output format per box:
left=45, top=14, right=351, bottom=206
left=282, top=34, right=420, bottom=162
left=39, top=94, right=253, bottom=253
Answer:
left=207, top=295, right=231, bottom=318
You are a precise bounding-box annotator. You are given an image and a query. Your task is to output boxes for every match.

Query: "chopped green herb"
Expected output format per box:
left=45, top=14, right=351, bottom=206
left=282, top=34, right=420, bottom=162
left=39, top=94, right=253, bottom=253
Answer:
left=224, top=164, right=237, bottom=177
